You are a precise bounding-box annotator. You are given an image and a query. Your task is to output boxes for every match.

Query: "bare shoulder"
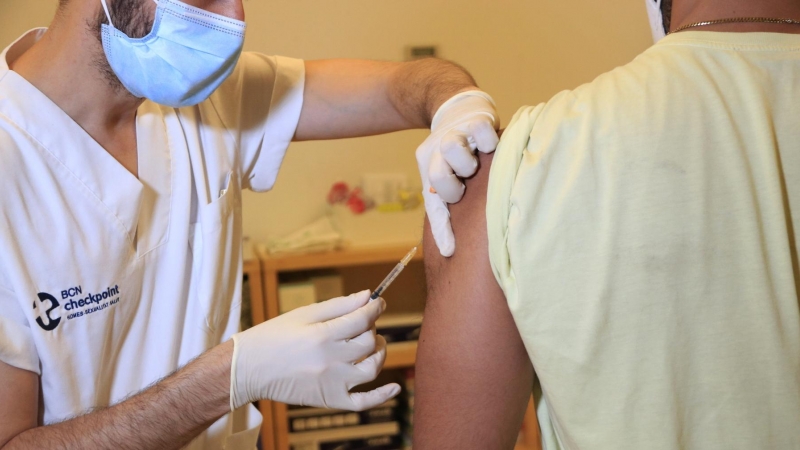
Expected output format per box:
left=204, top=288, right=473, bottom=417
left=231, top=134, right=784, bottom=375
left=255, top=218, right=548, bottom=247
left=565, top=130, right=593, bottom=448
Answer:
left=424, top=151, right=494, bottom=284
left=415, top=152, right=532, bottom=450
left=422, top=150, right=514, bottom=343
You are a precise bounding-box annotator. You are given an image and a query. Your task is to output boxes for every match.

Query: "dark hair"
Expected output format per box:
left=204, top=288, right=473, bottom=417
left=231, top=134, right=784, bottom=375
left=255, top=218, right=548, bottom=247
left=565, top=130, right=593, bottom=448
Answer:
left=661, top=0, right=673, bottom=32
left=91, top=0, right=154, bottom=39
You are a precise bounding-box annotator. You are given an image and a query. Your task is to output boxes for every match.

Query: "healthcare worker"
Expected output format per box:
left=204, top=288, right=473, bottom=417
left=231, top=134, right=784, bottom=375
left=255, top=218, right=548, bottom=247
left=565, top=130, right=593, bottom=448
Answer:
left=0, top=0, right=500, bottom=448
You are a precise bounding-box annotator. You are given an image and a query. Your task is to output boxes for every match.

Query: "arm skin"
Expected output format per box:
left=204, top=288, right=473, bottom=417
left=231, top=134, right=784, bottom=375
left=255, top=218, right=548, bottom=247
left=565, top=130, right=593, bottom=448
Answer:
left=413, top=152, right=535, bottom=450
left=0, top=341, right=233, bottom=450
left=295, top=58, right=478, bottom=141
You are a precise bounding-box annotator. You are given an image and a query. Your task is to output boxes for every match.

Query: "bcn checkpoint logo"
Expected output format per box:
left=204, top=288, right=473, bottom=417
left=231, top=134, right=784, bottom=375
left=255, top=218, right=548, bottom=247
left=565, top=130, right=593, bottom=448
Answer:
left=33, top=292, right=61, bottom=331
left=33, top=285, right=122, bottom=331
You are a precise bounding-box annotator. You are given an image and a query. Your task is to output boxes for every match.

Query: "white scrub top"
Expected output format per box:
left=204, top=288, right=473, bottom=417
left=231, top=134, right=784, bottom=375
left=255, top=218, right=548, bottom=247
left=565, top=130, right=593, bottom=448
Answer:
left=0, top=29, right=305, bottom=449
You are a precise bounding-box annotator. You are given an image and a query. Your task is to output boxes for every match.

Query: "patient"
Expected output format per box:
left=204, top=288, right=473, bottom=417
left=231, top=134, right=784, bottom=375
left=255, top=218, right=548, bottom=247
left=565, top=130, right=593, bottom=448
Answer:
left=413, top=1, right=800, bottom=449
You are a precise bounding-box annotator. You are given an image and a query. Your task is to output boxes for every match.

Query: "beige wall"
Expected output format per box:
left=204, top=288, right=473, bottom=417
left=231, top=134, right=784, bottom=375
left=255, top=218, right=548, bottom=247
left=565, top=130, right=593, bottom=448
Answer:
left=0, top=0, right=652, bottom=245
left=0, top=0, right=58, bottom=41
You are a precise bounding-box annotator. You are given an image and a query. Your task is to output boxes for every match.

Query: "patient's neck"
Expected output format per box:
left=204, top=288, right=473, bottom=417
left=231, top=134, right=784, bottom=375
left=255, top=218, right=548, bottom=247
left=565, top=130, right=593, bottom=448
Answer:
left=671, top=0, right=800, bottom=34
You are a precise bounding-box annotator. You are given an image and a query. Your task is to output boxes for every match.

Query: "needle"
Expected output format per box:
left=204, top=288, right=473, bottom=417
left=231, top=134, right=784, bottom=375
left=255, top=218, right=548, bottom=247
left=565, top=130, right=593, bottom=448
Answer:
left=370, top=246, right=418, bottom=300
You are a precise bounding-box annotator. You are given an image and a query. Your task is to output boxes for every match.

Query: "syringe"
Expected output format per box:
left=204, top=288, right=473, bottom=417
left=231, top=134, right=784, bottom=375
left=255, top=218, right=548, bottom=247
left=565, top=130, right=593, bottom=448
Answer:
left=370, top=246, right=418, bottom=300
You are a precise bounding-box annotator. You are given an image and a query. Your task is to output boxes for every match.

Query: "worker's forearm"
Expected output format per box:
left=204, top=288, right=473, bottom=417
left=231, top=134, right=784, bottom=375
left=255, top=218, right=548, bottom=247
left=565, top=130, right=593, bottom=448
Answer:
left=4, top=341, right=233, bottom=450
left=294, top=58, right=479, bottom=141
left=387, top=58, right=479, bottom=129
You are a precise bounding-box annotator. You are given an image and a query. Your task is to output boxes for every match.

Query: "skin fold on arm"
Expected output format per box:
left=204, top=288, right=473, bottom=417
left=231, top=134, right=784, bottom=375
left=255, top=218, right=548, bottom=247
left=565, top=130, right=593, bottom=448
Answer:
left=413, top=152, right=535, bottom=450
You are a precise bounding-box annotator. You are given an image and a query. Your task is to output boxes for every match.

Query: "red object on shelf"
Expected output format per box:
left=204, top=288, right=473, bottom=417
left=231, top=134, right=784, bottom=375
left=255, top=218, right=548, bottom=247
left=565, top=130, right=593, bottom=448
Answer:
left=327, top=182, right=350, bottom=204
left=346, top=187, right=367, bottom=214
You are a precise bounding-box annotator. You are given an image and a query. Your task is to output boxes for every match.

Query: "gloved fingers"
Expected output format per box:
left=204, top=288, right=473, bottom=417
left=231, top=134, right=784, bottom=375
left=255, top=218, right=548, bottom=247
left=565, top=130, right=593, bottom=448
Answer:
left=441, top=130, right=479, bottom=178
left=422, top=187, right=456, bottom=257
left=326, top=297, right=385, bottom=341
left=349, top=334, right=388, bottom=385
left=341, top=328, right=378, bottom=362
left=346, top=383, right=402, bottom=412
left=303, top=290, right=371, bottom=323
left=429, top=151, right=465, bottom=204
left=470, top=118, right=500, bottom=154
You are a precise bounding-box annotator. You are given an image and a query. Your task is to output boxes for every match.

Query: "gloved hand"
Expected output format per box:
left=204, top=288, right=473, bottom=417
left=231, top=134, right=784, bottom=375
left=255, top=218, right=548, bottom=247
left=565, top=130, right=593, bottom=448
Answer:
left=230, top=290, right=400, bottom=411
left=416, top=90, right=500, bottom=257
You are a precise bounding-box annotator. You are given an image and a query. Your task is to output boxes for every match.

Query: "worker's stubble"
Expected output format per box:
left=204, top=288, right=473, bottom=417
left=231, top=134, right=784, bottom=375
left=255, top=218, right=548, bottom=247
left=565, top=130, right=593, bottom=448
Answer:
left=89, top=0, right=154, bottom=95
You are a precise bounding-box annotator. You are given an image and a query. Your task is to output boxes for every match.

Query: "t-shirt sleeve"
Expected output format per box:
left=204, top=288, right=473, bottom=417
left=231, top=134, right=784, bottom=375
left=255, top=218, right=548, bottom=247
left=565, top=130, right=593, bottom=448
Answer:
left=208, top=52, right=305, bottom=192
left=486, top=103, right=546, bottom=301
left=0, top=284, right=40, bottom=374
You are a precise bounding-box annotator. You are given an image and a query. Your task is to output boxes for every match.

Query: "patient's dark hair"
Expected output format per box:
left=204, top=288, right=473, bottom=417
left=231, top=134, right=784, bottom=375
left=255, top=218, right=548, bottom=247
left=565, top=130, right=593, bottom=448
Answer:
left=661, top=0, right=673, bottom=32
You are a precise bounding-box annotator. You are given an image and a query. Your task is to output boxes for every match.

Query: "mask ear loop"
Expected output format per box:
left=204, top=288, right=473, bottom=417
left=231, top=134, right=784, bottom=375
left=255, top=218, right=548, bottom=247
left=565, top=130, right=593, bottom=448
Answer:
left=99, top=0, right=114, bottom=28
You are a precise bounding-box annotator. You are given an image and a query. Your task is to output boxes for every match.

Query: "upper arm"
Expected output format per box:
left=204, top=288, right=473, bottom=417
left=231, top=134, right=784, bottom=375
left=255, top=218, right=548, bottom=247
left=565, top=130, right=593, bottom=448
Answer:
left=0, top=282, right=40, bottom=447
left=294, top=59, right=414, bottom=141
left=413, top=152, right=534, bottom=450
left=0, top=361, right=39, bottom=448
left=0, top=274, right=41, bottom=446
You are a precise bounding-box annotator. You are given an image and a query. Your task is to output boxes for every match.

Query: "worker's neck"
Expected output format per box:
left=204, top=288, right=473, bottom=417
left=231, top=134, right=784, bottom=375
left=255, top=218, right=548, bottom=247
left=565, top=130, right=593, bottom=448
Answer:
left=10, top=5, right=143, bottom=134
left=671, top=0, right=800, bottom=34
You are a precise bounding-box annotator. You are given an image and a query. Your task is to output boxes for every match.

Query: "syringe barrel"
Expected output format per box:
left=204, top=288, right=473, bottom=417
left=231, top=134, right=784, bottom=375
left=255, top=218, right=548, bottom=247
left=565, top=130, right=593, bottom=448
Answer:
left=371, top=262, right=404, bottom=299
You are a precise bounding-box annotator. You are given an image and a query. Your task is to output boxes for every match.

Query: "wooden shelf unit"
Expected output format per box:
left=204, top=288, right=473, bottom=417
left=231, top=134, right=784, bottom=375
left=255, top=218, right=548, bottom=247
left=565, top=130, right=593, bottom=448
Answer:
left=242, top=256, right=275, bottom=450
left=383, top=341, right=418, bottom=369
left=251, top=244, right=541, bottom=450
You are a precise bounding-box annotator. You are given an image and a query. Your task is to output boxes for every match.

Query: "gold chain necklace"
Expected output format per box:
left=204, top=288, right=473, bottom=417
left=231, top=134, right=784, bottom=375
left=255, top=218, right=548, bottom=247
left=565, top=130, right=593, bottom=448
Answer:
left=668, top=17, right=800, bottom=35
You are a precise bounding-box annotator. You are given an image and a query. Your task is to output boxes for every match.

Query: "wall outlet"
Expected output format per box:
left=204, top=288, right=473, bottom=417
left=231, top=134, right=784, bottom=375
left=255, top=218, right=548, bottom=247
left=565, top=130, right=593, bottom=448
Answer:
left=406, top=45, right=438, bottom=61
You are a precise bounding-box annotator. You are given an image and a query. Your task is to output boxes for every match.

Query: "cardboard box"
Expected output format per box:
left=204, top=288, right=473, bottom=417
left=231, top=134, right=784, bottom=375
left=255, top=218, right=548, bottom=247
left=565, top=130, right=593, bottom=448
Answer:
left=311, top=275, right=344, bottom=302
left=279, top=282, right=317, bottom=314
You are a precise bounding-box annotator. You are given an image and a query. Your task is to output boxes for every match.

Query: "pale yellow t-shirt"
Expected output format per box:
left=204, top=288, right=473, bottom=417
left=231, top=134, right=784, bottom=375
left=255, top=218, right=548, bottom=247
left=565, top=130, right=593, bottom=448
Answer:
left=488, top=31, right=800, bottom=450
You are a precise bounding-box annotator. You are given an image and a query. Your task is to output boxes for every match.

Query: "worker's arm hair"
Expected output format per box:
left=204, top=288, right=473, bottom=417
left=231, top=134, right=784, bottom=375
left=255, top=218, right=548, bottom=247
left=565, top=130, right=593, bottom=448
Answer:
left=0, top=341, right=234, bottom=450
left=294, top=58, right=477, bottom=140
left=413, top=152, right=535, bottom=449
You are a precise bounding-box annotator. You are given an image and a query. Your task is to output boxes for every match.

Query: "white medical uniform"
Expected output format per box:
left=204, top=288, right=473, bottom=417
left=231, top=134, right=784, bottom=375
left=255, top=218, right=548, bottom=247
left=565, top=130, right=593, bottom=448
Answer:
left=0, top=29, right=305, bottom=449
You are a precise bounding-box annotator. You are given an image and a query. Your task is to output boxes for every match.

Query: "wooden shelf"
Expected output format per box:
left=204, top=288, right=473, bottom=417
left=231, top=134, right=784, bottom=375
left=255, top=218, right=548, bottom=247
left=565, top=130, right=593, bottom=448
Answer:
left=384, top=341, right=418, bottom=369
left=256, top=243, right=423, bottom=272
left=243, top=257, right=275, bottom=450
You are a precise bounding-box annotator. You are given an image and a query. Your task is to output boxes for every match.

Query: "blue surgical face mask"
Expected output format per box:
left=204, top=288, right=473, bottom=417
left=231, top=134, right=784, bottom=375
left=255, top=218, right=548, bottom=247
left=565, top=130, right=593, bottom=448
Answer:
left=99, top=0, right=246, bottom=107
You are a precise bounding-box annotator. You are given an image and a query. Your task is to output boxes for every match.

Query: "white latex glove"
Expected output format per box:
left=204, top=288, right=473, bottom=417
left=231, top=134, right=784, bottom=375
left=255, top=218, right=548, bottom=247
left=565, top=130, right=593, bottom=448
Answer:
left=416, top=90, right=500, bottom=257
left=230, top=290, right=401, bottom=411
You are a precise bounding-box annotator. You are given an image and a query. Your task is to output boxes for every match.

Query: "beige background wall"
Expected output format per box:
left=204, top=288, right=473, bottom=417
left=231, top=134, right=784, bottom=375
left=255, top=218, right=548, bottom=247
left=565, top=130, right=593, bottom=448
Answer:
left=0, top=0, right=652, bottom=247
